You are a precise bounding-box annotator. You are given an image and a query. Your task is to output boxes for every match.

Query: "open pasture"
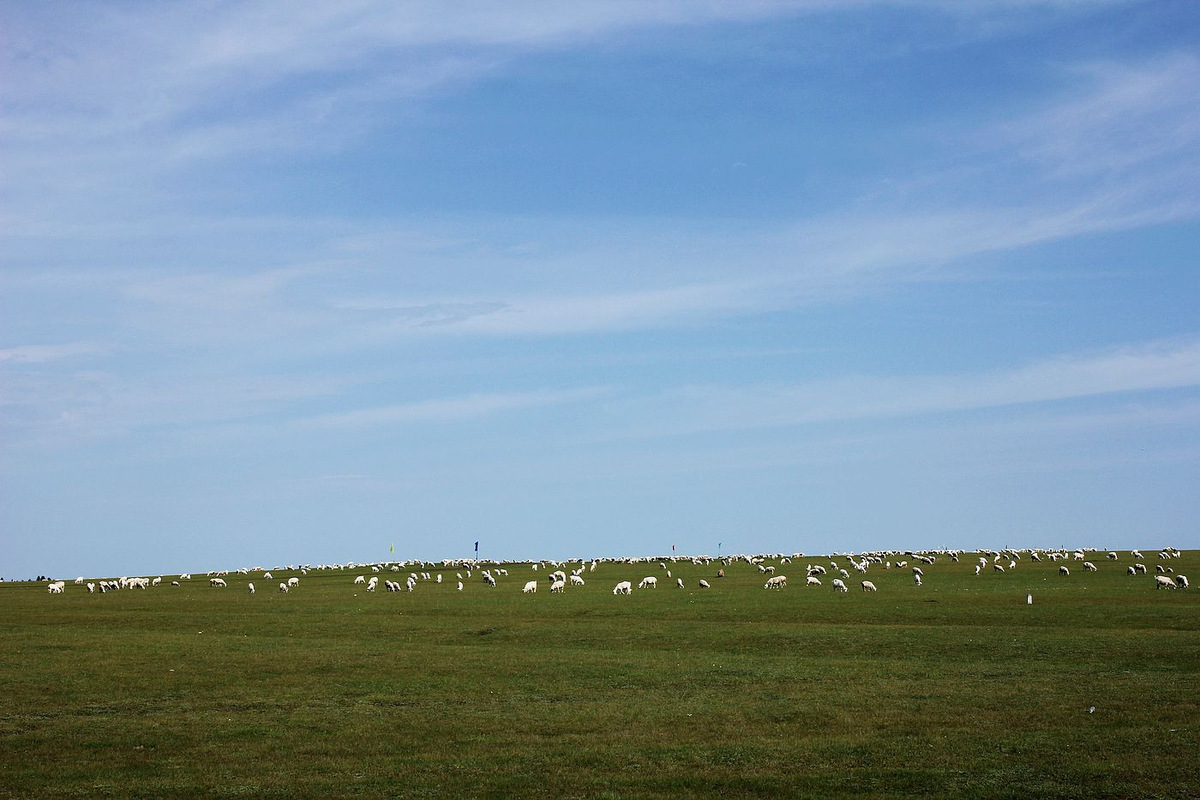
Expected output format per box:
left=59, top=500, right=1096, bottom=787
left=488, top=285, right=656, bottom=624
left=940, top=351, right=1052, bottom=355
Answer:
left=2, top=550, right=1198, bottom=798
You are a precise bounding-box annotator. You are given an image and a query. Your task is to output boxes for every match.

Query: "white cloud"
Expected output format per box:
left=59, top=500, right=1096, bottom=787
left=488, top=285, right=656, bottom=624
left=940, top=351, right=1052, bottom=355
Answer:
left=301, top=386, right=609, bottom=428
left=606, top=338, right=1200, bottom=439
left=998, top=54, right=1200, bottom=180
left=0, top=343, right=103, bottom=364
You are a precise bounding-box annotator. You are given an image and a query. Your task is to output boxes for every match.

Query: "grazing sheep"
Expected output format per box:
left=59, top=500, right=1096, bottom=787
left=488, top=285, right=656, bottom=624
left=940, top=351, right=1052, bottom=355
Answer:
left=613, top=581, right=633, bottom=595
left=47, top=581, right=65, bottom=594
left=638, top=576, right=658, bottom=589
left=1083, top=561, right=1098, bottom=572
left=1175, top=575, right=1189, bottom=589
left=698, top=579, right=710, bottom=589
left=248, top=583, right=255, bottom=594
left=1059, top=566, right=1070, bottom=576
left=171, top=581, right=180, bottom=587
left=457, top=582, right=463, bottom=591
left=287, top=577, right=300, bottom=588
left=831, top=578, right=848, bottom=593
left=483, top=573, right=497, bottom=587
left=210, top=578, right=227, bottom=587
left=993, top=564, right=1005, bottom=573
left=87, top=582, right=95, bottom=593
left=806, top=576, right=822, bottom=586
left=676, top=578, right=685, bottom=589
left=912, top=566, right=924, bottom=576
left=1155, top=575, right=1176, bottom=590
left=550, top=579, right=566, bottom=593
left=279, top=582, right=289, bottom=593
left=571, top=575, right=586, bottom=586
left=522, top=580, right=538, bottom=594
left=861, top=581, right=877, bottom=592
left=354, top=575, right=366, bottom=585
left=764, top=575, right=787, bottom=589
left=913, top=573, right=923, bottom=587
left=367, top=577, right=378, bottom=591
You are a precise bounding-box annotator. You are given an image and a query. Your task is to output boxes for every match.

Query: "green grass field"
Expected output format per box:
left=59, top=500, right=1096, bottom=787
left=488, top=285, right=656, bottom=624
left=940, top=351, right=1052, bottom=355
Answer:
left=2, top=552, right=1198, bottom=798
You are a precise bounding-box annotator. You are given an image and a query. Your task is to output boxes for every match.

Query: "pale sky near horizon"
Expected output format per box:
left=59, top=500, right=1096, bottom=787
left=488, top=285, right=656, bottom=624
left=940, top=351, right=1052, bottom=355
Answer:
left=2, top=1, right=1199, bottom=579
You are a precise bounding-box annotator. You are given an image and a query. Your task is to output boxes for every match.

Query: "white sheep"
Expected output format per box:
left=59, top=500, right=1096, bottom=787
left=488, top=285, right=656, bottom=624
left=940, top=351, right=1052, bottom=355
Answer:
left=248, top=583, right=255, bottom=594
left=483, top=573, right=497, bottom=587
left=210, top=578, right=227, bottom=587
left=1155, top=575, right=1176, bottom=589
left=354, top=575, right=366, bottom=585
left=287, top=577, right=300, bottom=587
left=638, top=576, right=658, bottom=589
left=523, top=580, right=538, bottom=594
left=279, top=582, right=289, bottom=592
left=457, top=581, right=464, bottom=591
left=806, top=576, right=822, bottom=586
left=861, top=581, right=877, bottom=592
left=913, top=573, right=923, bottom=587
left=764, top=575, right=787, bottom=589
left=550, top=579, right=566, bottom=593
left=1083, top=561, right=1097, bottom=572
left=1175, top=575, right=1189, bottom=589
left=831, top=578, right=848, bottom=593
left=613, top=580, right=633, bottom=595
left=1059, top=566, right=1070, bottom=576
left=87, top=582, right=95, bottom=593
left=676, top=578, right=685, bottom=589
left=912, top=566, right=924, bottom=576
left=571, top=575, right=586, bottom=586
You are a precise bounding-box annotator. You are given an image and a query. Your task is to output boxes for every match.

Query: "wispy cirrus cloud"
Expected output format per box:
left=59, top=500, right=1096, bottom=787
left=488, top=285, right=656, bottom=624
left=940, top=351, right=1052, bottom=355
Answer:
left=604, top=338, right=1200, bottom=439
left=0, top=342, right=103, bottom=364
left=996, top=53, right=1200, bottom=182
left=300, top=386, right=609, bottom=429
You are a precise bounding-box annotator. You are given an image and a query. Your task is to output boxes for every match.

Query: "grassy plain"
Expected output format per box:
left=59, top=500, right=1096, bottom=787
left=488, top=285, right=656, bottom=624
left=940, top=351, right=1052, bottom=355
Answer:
left=2, top=552, right=1198, bottom=798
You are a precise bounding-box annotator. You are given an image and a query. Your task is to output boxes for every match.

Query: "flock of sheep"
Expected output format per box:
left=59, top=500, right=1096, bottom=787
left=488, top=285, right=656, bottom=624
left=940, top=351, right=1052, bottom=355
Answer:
left=40, top=546, right=1190, bottom=597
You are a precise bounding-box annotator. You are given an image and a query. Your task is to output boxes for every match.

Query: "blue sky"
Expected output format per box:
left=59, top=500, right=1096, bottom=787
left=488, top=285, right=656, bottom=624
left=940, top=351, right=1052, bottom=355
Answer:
left=3, top=1, right=1199, bottom=579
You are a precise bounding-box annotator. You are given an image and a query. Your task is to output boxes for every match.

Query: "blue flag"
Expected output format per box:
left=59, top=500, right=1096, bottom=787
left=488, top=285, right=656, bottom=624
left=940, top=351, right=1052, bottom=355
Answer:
left=475, top=541, right=479, bottom=553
